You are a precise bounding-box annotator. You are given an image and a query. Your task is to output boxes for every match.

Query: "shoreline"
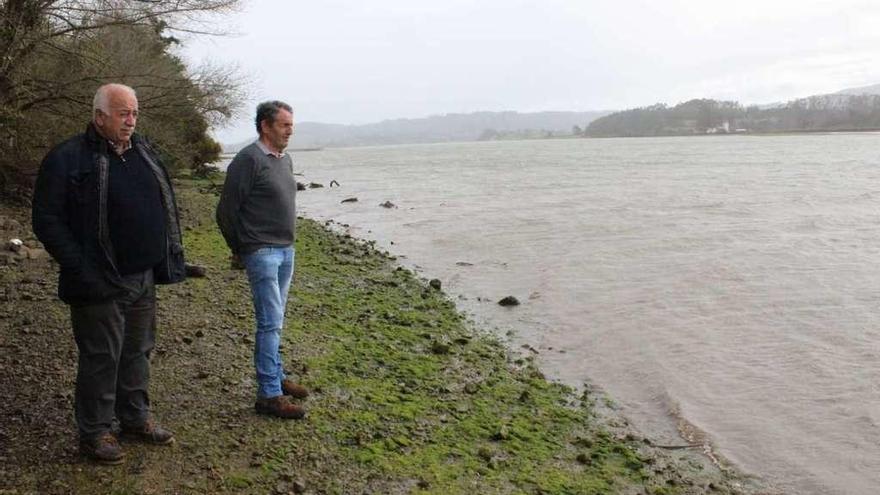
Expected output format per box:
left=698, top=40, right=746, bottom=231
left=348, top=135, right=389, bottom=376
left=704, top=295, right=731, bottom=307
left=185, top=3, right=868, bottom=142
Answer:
left=312, top=218, right=726, bottom=460
left=0, top=176, right=775, bottom=494
left=303, top=208, right=763, bottom=490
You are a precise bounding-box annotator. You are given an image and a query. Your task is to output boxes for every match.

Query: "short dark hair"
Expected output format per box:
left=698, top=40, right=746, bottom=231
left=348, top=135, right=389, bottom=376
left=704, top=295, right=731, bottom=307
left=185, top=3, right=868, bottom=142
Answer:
left=255, top=100, right=293, bottom=135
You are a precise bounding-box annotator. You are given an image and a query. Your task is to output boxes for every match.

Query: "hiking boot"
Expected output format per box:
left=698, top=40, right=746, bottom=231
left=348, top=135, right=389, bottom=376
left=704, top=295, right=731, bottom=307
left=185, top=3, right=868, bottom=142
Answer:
left=255, top=396, right=306, bottom=419
left=80, top=432, right=125, bottom=465
left=120, top=419, right=175, bottom=445
left=281, top=379, right=309, bottom=399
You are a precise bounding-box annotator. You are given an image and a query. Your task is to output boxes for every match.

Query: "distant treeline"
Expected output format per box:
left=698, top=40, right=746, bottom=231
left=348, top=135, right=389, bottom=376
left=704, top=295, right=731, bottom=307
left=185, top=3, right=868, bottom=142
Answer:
left=478, top=128, right=565, bottom=141
left=584, top=95, right=880, bottom=137
left=0, top=1, right=245, bottom=197
left=247, top=110, right=611, bottom=151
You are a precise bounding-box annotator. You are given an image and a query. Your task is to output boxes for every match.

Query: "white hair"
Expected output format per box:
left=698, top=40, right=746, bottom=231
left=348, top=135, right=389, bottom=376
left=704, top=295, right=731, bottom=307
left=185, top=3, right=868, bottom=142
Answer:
left=92, top=83, right=137, bottom=115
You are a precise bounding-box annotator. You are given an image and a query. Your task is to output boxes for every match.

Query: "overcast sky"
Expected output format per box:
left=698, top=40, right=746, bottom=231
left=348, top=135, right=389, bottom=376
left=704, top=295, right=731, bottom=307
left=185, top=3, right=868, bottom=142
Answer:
left=181, top=0, right=880, bottom=143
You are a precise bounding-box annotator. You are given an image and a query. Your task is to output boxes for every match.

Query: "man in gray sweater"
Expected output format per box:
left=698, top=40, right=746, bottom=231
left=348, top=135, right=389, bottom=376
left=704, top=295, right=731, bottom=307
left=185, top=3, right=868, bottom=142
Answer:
left=216, top=101, right=309, bottom=419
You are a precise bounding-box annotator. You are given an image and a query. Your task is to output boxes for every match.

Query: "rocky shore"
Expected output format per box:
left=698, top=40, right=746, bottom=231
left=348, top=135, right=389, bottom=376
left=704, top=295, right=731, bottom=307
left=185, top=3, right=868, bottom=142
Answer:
left=0, top=176, right=774, bottom=494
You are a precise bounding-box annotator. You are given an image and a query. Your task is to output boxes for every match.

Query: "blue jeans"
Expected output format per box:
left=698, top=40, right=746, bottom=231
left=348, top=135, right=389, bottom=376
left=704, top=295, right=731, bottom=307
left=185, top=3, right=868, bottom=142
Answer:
left=243, top=246, right=294, bottom=399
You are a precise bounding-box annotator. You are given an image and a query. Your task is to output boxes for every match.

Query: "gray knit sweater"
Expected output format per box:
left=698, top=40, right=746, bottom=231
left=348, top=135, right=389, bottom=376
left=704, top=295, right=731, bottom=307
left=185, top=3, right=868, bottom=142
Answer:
left=216, top=142, right=297, bottom=255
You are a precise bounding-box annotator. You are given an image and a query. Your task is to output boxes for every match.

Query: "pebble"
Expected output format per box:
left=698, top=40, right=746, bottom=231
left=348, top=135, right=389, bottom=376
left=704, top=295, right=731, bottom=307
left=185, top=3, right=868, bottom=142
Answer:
left=430, top=341, right=451, bottom=355
left=498, top=295, right=520, bottom=307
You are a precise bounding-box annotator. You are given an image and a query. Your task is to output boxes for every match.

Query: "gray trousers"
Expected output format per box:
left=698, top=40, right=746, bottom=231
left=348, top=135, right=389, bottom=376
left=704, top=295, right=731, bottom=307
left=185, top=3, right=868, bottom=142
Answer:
left=70, top=270, right=156, bottom=440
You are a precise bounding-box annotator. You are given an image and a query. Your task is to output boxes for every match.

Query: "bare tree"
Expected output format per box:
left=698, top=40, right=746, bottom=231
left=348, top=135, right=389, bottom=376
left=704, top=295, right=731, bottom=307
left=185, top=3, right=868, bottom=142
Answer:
left=0, top=0, right=244, bottom=193
left=0, top=0, right=240, bottom=112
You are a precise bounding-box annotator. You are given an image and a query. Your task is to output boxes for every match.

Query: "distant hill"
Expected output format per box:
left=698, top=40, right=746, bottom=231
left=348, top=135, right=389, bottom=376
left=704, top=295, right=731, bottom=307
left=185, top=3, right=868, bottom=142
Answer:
left=223, top=110, right=611, bottom=152
left=836, top=83, right=880, bottom=96
left=585, top=85, right=880, bottom=137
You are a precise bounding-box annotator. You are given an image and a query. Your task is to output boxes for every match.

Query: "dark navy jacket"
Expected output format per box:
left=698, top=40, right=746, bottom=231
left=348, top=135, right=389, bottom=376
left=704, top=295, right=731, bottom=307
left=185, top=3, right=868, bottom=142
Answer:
left=32, top=123, right=186, bottom=304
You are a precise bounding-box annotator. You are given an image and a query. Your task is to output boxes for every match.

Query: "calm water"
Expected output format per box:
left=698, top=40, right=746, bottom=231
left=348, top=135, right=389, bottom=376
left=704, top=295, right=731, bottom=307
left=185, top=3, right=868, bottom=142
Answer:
left=281, top=135, right=880, bottom=494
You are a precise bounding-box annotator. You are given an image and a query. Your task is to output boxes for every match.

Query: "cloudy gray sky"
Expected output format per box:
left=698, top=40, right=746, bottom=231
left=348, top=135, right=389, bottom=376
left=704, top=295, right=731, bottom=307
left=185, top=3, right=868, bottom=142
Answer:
left=182, top=0, right=880, bottom=143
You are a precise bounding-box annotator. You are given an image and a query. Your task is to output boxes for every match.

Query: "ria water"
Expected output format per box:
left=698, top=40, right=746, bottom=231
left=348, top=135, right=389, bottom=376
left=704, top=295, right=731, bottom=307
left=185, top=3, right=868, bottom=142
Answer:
left=272, top=134, right=880, bottom=495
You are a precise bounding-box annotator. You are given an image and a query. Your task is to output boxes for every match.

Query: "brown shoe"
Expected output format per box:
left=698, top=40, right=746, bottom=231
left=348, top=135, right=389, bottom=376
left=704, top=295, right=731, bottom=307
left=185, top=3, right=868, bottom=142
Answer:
left=281, top=379, right=309, bottom=399
left=120, top=419, right=175, bottom=445
left=80, top=432, right=125, bottom=465
left=255, top=396, right=306, bottom=419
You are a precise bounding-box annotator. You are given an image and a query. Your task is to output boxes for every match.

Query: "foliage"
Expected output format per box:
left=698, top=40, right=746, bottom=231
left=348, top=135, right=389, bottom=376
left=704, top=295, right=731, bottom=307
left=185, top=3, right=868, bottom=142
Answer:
left=586, top=95, right=880, bottom=137
left=0, top=0, right=244, bottom=194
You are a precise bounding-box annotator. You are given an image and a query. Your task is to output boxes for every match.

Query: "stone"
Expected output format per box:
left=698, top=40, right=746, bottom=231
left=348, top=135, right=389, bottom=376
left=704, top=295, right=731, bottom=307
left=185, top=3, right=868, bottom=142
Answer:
left=185, top=263, right=207, bottom=277
left=7, top=239, right=23, bottom=253
left=430, top=341, right=451, bottom=355
left=25, top=248, right=48, bottom=260
left=492, top=425, right=510, bottom=441
left=379, top=201, right=396, bottom=208
left=308, top=182, right=324, bottom=188
left=498, top=296, right=520, bottom=307
left=428, top=278, right=441, bottom=290
left=477, top=447, right=493, bottom=461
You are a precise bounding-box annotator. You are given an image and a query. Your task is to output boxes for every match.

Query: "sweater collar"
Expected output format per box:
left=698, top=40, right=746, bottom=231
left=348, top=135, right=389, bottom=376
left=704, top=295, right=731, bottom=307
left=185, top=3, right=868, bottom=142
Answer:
left=255, top=139, right=284, bottom=158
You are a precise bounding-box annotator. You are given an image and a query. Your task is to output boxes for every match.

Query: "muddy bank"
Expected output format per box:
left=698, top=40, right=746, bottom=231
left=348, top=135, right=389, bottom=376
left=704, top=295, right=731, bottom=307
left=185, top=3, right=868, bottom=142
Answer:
left=0, top=177, right=776, bottom=494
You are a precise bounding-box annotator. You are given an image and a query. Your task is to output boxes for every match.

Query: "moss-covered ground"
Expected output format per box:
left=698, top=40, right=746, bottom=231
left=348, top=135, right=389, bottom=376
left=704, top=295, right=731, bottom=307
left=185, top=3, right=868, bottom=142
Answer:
left=0, top=177, right=769, bottom=494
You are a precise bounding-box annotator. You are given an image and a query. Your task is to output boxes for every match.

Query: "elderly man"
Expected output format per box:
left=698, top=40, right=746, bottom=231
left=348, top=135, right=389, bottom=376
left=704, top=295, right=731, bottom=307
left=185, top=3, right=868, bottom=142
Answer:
left=32, top=83, right=186, bottom=464
left=216, top=100, right=309, bottom=419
